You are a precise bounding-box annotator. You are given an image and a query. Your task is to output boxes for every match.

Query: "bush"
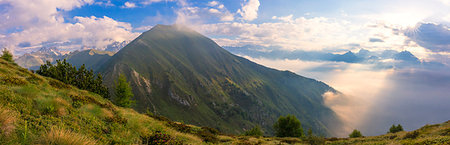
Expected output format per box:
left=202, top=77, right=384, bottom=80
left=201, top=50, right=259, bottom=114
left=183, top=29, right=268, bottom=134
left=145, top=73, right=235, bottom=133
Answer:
left=243, top=125, right=263, bottom=137
left=349, top=129, right=363, bottom=138
left=0, top=75, right=28, bottom=86
left=273, top=115, right=303, bottom=137
left=307, top=136, right=325, bottom=145
left=141, top=131, right=182, bottom=145
left=306, top=128, right=325, bottom=145
left=196, top=128, right=219, bottom=143
left=404, top=131, right=419, bottom=139
left=167, top=122, right=192, bottom=133
left=389, top=124, right=404, bottom=133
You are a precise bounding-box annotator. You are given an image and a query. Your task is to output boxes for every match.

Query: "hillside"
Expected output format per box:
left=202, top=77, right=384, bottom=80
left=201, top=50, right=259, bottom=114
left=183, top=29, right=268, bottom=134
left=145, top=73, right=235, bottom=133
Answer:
left=0, top=58, right=204, bottom=144
left=98, top=24, right=341, bottom=136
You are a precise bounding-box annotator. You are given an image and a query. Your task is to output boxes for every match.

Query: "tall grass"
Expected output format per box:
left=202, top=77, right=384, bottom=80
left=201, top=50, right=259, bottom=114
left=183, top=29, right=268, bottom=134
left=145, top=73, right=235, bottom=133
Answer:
left=38, top=127, right=97, bottom=145
left=0, top=106, right=16, bottom=136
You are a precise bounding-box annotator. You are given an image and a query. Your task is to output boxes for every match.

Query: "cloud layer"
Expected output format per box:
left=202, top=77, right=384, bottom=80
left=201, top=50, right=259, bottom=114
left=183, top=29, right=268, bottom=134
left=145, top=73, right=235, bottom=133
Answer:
left=0, top=0, right=138, bottom=55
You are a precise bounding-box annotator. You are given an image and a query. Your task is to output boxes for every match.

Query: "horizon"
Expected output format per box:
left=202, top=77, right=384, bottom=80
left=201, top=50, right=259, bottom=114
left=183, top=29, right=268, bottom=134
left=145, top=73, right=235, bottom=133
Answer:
left=1, top=0, right=449, bottom=137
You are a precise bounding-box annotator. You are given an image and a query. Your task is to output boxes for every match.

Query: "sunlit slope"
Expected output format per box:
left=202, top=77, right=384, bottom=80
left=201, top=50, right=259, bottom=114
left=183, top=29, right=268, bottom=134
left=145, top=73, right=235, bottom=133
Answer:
left=99, top=24, right=341, bottom=135
left=0, top=59, right=203, bottom=144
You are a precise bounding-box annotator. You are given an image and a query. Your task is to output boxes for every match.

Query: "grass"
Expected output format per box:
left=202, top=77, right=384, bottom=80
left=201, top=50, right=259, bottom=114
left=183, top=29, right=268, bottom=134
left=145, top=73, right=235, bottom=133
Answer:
left=38, top=127, right=98, bottom=145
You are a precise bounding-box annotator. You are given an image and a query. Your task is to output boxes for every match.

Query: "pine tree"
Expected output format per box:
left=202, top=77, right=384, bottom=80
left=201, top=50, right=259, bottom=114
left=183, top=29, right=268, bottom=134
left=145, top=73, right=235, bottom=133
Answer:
left=1, top=48, right=14, bottom=63
left=389, top=124, right=404, bottom=133
left=114, top=74, right=134, bottom=107
left=36, top=59, right=109, bottom=98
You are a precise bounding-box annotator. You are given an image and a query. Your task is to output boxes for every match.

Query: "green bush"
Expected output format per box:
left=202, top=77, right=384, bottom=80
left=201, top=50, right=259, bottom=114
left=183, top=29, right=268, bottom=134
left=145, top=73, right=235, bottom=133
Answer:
left=168, top=122, right=193, bottom=133
left=273, top=115, right=303, bottom=137
left=196, top=128, right=218, bottom=143
left=349, top=129, right=363, bottom=138
left=243, top=125, right=263, bottom=137
left=0, top=75, right=28, bottom=86
left=306, top=128, right=325, bottom=145
left=389, top=124, right=404, bottom=133
left=141, top=131, right=182, bottom=145
left=404, top=131, right=419, bottom=139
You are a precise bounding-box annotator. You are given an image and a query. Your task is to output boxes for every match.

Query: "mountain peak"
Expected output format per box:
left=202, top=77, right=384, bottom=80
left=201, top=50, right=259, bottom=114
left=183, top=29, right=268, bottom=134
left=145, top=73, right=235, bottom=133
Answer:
left=146, top=24, right=199, bottom=36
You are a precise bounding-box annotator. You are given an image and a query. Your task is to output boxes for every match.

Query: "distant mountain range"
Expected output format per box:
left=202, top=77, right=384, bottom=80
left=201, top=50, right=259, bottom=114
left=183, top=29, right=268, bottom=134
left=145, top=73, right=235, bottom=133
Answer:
left=223, top=45, right=445, bottom=69
left=15, top=41, right=127, bottom=70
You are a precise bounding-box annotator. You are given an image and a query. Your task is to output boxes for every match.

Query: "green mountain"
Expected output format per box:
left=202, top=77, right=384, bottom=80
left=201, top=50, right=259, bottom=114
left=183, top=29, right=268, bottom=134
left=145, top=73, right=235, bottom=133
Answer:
left=65, top=49, right=114, bottom=69
left=98, top=24, right=341, bottom=136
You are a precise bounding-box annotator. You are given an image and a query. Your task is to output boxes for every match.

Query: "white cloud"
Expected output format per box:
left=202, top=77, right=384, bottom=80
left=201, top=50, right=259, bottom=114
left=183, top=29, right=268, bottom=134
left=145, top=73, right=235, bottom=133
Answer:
left=0, top=0, right=139, bottom=54
left=175, top=0, right=234, bottom=24
left=272, top=14, right=294, bottom=23
left=438, top=0, right=450, bottom=5
left=95, top=0, right=114, bottom=7
left=121, top=2, right=137, bottom=8
left=207, top=1, right=219, bottom=7
left=193, top=16, right=435, bottom=61
left=135, top=25, right=153, bottom=31
left=141, top=0, right=175, bottom=5
left=237, top=0, right=260, bottom=21
left=208, top=8, right=220, bottom=14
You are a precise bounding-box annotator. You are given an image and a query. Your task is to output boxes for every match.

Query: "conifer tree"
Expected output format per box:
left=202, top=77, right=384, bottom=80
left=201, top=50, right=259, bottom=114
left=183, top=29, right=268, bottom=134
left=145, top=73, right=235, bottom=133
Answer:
left=114, top=74, right=134, bottom=107
left=1, top=48, right=14, bottom=63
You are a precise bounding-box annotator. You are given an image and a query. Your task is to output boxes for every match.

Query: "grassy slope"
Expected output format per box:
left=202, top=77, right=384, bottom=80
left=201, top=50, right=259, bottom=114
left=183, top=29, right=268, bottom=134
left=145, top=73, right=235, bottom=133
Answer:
left=325, top=121, right=450, bottom=145
left=222, top=121, right=450, bottom=145
left=0, top=58, right=202, bottom=144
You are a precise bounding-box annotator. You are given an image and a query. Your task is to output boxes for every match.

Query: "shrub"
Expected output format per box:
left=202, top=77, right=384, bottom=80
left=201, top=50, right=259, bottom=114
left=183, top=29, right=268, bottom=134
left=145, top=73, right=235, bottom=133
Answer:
left=141, top=131, right=182, bottom=145
left=404, top=131, right=419, bottom=139
left=168, top=122, right=192, bottom=133
left=349, top=129, right=363, bottom=138
left=38, top=127, right=97, bottom=145
left=389, top=124, right=404, bottom=133
left=243, top=125, right=263, bottom=137
left=273, top=115, right=304, bottom=137
left=196, top=128, right=219, bottom=143
left=0, top=75, right=28, bottom=86
left=306, top=128, right=325, bottom=145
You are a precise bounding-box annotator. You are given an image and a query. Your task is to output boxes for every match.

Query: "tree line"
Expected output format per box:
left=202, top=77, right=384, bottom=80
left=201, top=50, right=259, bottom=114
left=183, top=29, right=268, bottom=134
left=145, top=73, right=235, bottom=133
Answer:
left=36, top=59, right=109, bottom=98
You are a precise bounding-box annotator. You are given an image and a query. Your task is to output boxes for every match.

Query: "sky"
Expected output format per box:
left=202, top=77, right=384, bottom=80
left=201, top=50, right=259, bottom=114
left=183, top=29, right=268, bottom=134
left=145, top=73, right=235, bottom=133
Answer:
left=1, top=0, right=450, bottom=137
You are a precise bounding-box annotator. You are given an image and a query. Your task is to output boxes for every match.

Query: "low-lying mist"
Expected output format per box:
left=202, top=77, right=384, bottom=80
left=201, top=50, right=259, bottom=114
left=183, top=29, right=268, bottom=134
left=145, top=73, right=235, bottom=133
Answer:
left=243, top=56, right=450, bottom=137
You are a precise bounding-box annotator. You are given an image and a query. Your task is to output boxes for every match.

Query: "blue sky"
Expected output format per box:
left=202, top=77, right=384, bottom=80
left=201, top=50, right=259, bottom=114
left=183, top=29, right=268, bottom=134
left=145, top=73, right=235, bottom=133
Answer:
left=1, top=0, right=450, bottom=137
